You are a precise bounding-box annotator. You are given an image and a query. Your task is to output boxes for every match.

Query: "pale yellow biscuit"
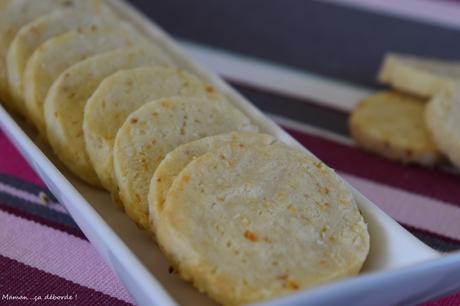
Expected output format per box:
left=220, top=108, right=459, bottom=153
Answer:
left=426, top=84, right=460, bottom=168
left=44, top=47, right=173, bottom=187
left=349, top=91, right=441, bottom=165
left=7, top=5, right=114, bottom=115
left=23, top=23, right=144, bottom=134
left=0, top=0, right=106, bottom=113
left=113, top=97, right=257, bottom=229
left=378, top=53, right=460, bottom=98
left=157, top=143, right=369, bottom=306
left=83, top=66, right=222, bottom=192
left=148, top=132, right=276, bottom=232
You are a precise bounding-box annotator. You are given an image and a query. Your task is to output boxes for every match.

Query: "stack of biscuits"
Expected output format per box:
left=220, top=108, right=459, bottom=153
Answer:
left=0, top=1, right=370, bottom=305
left=350, top=53, right=460, bottom=169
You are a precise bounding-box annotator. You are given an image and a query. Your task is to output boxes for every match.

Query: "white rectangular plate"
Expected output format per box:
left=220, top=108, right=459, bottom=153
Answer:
left=1, top=0, right=460, bottom=305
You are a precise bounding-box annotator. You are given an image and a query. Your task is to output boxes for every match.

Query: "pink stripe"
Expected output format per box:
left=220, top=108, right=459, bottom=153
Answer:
left=287, top=128, right=460, bottom=208
left=424, top=291, right=460, bottom=306
left=0, top=209, right=133, bottom=304
left=0, top=131, right=43, bottom=186
left=0, top=181, right=68, bottom=214
left=342, top=173, right=460, bottom=241
left=0, top=254, right=132, bottom=305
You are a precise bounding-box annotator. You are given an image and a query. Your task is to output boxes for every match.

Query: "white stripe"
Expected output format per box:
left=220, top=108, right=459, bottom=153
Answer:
left=325, top=0, right=460, bottom=31
left=269, top=114, right=460, bottom=176
left=0, top=181, right=68, bottom=214
left=180, top=40, right=372, bottom=112
left=268, top=113, right=354, bottom=146
left=343, top=173, right=460, bottom=242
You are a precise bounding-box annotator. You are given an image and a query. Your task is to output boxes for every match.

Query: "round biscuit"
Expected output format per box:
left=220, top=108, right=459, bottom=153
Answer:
left=7, top=5, right=114, bottom=116
left=157, top=143, right=369, bottom=305
left=148, top=131, right=276, bottom=233
left=44, top=47, right=172, bottom=187
left=83, top=66, right=222, bottom=192
left=0, top=0, right=105, bottom=113
left=378, top=53, right=460, bottom=98
left=426, top=84, right=460, bottom=168
left=349, top=91, right=441, bottom=165
left=113, top=97, right=257, bottom=229
left=23, top=22, right=144, bottom=134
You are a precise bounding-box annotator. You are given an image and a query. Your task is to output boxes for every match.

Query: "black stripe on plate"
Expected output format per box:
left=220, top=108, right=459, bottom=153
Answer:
left=230, top=81, right=350, bottom=136
left=403, top=224, right=460, bottom=253
left=128, top=0, right=460, bottom=89
left=412, top=232, right=460, bottom=253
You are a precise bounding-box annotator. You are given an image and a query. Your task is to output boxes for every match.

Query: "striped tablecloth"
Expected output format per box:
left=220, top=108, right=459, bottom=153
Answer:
left=1, top=0, right=460, bottom=305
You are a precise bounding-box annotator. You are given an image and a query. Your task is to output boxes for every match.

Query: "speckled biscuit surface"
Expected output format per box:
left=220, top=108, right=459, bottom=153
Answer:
left=44, top=47, right=172, bottom=187
left=113, top=97, right=257, bottom=229
left=349, top=91, right=441, bottom=165
left=149, top=132, right=276, bottom=232
left=0, top=0, right=105, bottom=113
left=7, top=4, right=114, bottom=115
left=83, top=66, right=221, bottom=192
left=426, top=84, right=460, bottom=168
left=157, top=143, right=369, bottom=306
left=378, top=53, right=460, bottom=98
left=23, top=22, right=143, bottom=134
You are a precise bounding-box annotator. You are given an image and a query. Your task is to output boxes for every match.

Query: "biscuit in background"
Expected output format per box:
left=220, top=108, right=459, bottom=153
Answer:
left=83, top=66, right=222, bottom=192
left=23, top=22, right=145, bottom=135
left=44, top=47, right=173, bottom=187
left=113, top=97, right=257, bottom=229
left=426, top=84, right=460, bottom=169
left=157, top=142, right=369, bottom=306
left=349, top=91, right=441, bottom=165
left=378, top=53, right=460, bottom=98
left=0, top=0, right=106, bottom=113
left=7, top=5, right=115, bottom=116
left=149, top=131, right=276, bottom=233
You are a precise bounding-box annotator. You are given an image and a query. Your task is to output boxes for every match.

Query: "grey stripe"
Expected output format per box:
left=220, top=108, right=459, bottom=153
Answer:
left=410, top=230, right=460, bottom=253
left=128, top=0, right=460, bottom=89
left=232, top=82, right=350, bottom=136
left=0, top=173, right=58, bottom=202
left=0, top=192, right=78, bottom=229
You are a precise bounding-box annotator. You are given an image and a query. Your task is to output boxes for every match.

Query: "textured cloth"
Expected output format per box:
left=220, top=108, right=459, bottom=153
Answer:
left=1, top=0, right=460, bottom=305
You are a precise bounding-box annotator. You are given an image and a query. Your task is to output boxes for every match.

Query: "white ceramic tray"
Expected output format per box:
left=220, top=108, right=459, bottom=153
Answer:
left=1, top=0, right=460, bottom=305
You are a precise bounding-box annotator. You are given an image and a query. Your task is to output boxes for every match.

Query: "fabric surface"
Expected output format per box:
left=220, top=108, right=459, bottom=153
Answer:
left=1, top=0, right=460, bottom=305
